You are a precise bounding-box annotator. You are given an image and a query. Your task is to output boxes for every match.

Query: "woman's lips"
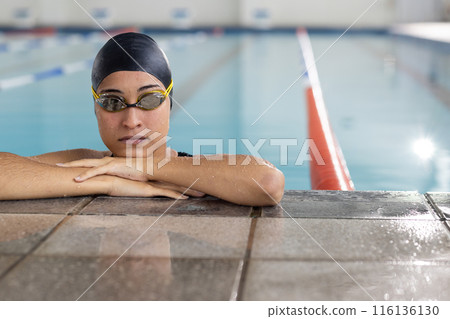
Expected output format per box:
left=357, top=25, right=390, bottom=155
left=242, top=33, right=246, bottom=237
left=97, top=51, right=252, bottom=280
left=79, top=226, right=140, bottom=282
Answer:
left=118, top=136, right=148, bottom=145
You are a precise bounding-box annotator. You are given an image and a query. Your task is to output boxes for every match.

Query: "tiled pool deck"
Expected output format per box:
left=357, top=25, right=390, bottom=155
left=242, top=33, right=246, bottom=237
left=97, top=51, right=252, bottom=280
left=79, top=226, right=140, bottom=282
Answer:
left=0, top=190, right=449, bottom=301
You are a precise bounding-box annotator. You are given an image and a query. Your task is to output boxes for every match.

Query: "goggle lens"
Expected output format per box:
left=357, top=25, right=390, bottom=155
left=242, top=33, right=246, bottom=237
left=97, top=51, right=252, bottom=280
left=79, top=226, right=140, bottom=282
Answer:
left=97, top=95, right=126, bottom=112
left=96, top=92, right=166, bottom=112
left=138, top=92, right=166, bottom=110
left=92, top=80, right=173, bottom=113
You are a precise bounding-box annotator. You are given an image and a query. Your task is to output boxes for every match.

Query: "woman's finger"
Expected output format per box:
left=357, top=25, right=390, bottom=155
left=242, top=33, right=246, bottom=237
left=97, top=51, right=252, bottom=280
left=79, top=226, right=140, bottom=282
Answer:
left=74, top=165, right=112, bottom=182
left=183, top=189, right=205, bottom=197
left=148, top=186, right=188, bottom=200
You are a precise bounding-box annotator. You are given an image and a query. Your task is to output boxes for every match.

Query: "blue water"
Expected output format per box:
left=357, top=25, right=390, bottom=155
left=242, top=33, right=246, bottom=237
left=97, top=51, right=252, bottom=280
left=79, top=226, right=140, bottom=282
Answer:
left=0, top=31, right=449, bottom=192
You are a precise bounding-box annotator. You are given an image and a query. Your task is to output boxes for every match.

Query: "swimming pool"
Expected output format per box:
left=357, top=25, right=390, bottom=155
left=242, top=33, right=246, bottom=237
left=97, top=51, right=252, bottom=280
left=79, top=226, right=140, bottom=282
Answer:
left=1, top=30, right=449, bottom=192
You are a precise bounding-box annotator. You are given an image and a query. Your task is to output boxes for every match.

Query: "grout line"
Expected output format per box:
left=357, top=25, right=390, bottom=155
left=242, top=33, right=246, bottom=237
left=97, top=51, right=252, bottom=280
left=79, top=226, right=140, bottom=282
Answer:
left=441, top=220, right=450, bottom=234
left=0, top=196, right=95, bottom=282
left=250, top=206, right=262, bottom=218
left=76, top=179, right=200, bottom=300
left=234, top=207, right=260, bottom=301
left=424, top=193, right=446, bottom=221
left=424, top=193, right=450, bottom=234
left=67, top=196, right=96, bottom=215
left=229, top=259, right=244, bottom=301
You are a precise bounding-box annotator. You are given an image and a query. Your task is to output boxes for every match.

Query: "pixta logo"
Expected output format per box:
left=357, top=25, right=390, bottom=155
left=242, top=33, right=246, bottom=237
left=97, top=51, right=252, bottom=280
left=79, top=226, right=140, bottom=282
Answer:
left=125, top=130, right=326, bottom=175
left=125, top=128, right=173, bottom=175
left=192, top=138, right=325, bottom=166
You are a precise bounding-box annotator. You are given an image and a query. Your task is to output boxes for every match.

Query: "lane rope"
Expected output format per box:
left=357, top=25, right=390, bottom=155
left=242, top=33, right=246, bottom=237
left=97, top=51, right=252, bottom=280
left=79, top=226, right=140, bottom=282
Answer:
left=297, top=27, right=354, bottom=191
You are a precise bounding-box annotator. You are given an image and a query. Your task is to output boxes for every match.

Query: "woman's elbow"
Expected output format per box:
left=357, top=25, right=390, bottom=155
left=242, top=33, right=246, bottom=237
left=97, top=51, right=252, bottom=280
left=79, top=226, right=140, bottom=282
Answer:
left=256, top=168, right=285, bottom=206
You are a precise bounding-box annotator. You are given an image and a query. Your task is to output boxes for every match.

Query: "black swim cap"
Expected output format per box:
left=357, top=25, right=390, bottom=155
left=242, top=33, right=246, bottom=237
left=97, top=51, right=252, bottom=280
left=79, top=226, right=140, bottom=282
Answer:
left=91, top=32, right=172, bottom=103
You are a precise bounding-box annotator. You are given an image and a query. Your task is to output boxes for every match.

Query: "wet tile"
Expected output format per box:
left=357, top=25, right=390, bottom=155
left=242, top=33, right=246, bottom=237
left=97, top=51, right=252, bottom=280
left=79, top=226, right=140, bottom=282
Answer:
left=80, top=196, right=252, bottom=217
left=0, top=197, right=90, bottom=214
left=263, top=190, right=434, bottom=219
left=0, top=214, right=66, bottom=255
left=280, top=190, right=429, bottom=202
left=34, top=215, right=251, bottom=259
left=0, top=255, right=21, bottom=276
left=0, top=256, right=241, bottom=300
left=427, top=192, right=450, bottom=219
left=251, top=218, right=450, bottom=261
left=242, top=260, right=450, bottom=301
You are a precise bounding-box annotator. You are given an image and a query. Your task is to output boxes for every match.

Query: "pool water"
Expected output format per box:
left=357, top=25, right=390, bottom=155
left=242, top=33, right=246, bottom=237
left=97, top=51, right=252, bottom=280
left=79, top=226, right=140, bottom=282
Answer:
left=0, top=31, right=449, bottom=192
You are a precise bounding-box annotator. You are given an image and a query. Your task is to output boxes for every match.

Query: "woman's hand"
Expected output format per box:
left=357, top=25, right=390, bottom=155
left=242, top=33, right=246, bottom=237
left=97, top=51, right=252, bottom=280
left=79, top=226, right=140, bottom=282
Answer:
left=58, top=155, right=205, bottom=198
left=147, top=180, right=205, bottom=198
left=108, top=177, right=190, bottom=199
left=58, top=156, right=148, bottom=182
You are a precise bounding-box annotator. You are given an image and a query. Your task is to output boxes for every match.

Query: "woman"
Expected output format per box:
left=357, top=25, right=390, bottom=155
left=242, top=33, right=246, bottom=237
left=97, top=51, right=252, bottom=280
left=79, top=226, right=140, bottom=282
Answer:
left=0, top=32, right=284, bottom=206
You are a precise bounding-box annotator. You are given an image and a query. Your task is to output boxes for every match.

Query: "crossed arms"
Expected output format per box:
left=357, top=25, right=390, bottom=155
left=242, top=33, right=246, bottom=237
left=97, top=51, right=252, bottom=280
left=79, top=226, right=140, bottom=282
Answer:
left=0, top=149, right=284, bottom=206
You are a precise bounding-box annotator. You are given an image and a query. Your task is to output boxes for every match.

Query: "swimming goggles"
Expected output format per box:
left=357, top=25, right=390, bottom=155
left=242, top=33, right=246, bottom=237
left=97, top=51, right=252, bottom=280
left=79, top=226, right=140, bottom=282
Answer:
left=91, top=80, right=173, bottom=112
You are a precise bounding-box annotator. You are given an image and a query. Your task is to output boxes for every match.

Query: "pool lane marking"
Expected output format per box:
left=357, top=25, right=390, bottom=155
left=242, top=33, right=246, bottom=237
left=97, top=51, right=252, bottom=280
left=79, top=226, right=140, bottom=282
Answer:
left=170, top=40, right=242, bottom=125
left=251, top=178, right=376, bottom=301
left=0, top=32, right=209, bottom=92
left=0, top=33, right=102, bottom=54
left=0, top=58, right=94, bottom=91
left=358, top=39, right=450, bottom=109
left=250, top=0, right=381, bottom=126
left=173, top=42, right=244, bottom=109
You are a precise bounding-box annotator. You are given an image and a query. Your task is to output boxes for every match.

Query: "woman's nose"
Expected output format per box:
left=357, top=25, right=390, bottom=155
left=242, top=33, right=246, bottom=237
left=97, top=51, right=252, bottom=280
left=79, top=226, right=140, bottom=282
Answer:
left=121, top=107, right=143, bottom=130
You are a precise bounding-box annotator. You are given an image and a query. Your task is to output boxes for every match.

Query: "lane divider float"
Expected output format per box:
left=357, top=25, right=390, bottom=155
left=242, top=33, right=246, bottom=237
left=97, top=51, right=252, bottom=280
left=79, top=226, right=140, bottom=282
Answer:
left=297, top=27, right=355, bottom=191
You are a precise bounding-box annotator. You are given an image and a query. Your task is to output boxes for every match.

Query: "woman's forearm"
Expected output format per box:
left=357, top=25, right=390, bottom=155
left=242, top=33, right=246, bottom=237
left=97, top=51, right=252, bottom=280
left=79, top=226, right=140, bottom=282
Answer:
left=150, top=154, right=285, bottom=206
left=0, top=152, right=111, bottom=200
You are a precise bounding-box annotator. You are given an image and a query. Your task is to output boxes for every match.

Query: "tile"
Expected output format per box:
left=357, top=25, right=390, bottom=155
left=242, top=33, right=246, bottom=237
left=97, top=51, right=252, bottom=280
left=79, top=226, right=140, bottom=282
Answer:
left=0, top=255, right=21, bottom=276
left=0, top=214, right=66, bottom=255
left=80, top=196, right=252, bottom=217
left=34, top=215, right=251, bottom=259
left=280, top=190, right=429, bottom=202
left=263, top=190, right=434, bottom=219
left=242, top=260, right=450, bottom=301
left=0, top=256, right=241, bottom=300
left=0, top=197, right=90, bottom=214
left=251, top=218, right=450, bottom=261
left=427, top=192, right=450, bottom=219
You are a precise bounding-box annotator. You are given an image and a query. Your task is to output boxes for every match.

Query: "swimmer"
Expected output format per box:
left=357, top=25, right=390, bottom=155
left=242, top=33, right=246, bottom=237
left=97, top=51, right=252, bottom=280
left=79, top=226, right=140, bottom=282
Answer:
left=0, top=32, right=284, bottom=206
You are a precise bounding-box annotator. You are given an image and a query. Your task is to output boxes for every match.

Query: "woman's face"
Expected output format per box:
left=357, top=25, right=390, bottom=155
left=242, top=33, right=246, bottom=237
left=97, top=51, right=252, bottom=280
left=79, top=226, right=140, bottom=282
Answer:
left=94, top=71, right=171, bottom=157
